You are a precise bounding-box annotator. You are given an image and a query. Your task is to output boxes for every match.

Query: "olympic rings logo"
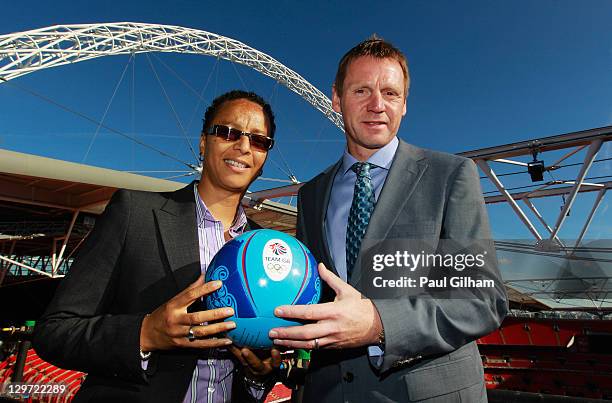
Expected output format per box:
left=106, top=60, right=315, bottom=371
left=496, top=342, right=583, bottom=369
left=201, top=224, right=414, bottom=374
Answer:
left=267, top=263, right=285, bottom=272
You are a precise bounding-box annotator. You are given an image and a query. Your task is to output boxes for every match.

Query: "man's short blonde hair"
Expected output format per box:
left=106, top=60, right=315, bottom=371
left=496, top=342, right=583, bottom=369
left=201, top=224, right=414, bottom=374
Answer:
left=334, top=35, right=410, bottom=97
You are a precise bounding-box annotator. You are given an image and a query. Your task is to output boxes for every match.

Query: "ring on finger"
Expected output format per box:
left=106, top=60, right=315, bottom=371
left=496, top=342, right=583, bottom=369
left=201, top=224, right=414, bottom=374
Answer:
left=313, top=338, right=319, bottom=350
left=187, top=326, right=196, bottom=342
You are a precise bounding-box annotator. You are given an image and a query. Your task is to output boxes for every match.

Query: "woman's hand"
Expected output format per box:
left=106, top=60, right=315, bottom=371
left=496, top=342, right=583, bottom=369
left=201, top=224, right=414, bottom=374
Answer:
left=140, top=275, right=236, bottom=351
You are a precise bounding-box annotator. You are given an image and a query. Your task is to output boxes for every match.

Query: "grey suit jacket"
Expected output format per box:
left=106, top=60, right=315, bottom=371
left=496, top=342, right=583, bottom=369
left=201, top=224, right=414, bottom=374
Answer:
left=296, top=140, right=508, bottom=403
left=33, top=183, right=262, bottom=402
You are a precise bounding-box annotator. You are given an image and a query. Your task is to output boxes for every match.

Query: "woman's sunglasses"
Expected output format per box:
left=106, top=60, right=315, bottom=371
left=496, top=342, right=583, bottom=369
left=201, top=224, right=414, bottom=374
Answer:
left=207, top=124, right=274, bottom=151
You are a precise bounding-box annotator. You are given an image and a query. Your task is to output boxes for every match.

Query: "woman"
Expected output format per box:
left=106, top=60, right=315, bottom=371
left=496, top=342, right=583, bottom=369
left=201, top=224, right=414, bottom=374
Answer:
left=34, top=90, right=280, bottom=402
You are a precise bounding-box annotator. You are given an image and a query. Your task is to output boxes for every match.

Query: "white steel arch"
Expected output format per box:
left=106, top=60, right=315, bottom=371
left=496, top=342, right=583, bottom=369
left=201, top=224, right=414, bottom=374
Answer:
left=0, top=22, right=344, bottom=130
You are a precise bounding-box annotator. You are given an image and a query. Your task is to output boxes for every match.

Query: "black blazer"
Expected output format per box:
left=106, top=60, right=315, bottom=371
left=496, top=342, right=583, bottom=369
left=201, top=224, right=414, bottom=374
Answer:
left=33, top=183, right=261, bottom=402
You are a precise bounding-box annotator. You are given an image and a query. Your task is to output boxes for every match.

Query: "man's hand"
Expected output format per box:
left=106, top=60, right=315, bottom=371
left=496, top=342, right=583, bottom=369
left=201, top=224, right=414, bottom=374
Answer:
left=269, top=263, right=382, bottom=349
left=140, top=274, right=235, bottom=351
left=229, top=346, right=281, bottom=381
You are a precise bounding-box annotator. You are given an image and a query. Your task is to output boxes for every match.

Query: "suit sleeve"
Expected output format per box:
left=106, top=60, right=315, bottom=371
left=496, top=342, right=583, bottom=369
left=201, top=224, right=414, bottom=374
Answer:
left=372, top=159, right=508, bottom=373
left=33, top=189, right=148, bottom=383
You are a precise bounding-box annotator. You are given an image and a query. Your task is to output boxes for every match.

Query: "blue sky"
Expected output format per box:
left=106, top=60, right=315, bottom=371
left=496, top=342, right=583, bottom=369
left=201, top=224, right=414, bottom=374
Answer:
left=1, top=0, right=611, bottom=242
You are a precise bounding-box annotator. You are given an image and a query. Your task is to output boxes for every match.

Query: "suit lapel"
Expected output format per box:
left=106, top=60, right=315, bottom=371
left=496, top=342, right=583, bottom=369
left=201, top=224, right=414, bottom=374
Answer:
left=314, top=161, right=342, bottom=276
left=154, top=184, right=201, bottom=295
left=350, top=140, right=428, bottom=286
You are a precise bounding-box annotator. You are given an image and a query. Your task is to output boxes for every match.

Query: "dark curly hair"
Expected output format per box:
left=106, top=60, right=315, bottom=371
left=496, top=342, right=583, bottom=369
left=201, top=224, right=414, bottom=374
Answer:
left=202, top=90, right=276, bottom=138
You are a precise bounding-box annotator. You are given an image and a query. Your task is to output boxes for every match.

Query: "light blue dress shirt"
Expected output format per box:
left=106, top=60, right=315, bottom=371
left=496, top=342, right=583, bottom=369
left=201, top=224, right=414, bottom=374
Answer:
left=325, top=136, right=399, bottom=280
left=324, top=137, right=399, bottom=362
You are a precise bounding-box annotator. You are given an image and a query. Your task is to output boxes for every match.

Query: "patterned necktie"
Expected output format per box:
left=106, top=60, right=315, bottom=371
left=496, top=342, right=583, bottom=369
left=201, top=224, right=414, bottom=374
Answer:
left=346, top=162, right=375, bottom=279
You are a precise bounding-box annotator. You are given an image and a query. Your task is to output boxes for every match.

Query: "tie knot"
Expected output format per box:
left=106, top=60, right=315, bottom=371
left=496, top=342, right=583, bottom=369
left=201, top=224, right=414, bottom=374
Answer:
left=351, top=162, right=373, bottom=177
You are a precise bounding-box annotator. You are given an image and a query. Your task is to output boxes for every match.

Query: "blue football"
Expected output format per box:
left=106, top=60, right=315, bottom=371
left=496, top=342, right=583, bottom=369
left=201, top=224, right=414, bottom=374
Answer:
left=205, top=229, right=321, bottom=348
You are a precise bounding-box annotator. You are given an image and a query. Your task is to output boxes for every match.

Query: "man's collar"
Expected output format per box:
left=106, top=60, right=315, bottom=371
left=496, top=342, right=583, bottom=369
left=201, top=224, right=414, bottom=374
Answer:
left=341, top=136, right=399, bottom=175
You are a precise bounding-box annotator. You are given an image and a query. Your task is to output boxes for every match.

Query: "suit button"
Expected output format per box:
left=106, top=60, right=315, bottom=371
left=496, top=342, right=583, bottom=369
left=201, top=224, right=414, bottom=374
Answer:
left=343, top=372, right=354, bottom=383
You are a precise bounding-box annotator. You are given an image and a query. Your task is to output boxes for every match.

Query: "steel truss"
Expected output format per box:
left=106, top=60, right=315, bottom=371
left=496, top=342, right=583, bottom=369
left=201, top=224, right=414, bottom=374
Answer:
left=0, top=22, right=344, bottom=129
left=0, top=210, right=83, bottom=283
left=251, top=126, right=612, bottom=249
left=466, top=127, right=610, bottom=250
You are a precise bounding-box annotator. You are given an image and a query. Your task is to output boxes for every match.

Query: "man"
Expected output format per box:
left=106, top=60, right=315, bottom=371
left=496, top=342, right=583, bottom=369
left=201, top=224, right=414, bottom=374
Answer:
left=269, top=38, right=508, bottom=402
left=33, top=90, right=280, bottom=402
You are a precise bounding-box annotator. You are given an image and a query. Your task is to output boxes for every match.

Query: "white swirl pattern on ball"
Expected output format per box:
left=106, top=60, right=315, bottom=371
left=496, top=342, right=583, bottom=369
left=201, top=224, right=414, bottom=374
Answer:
left=207, top=265, right=237, bottom=311
left=308, top=277, right=322, bottom=305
